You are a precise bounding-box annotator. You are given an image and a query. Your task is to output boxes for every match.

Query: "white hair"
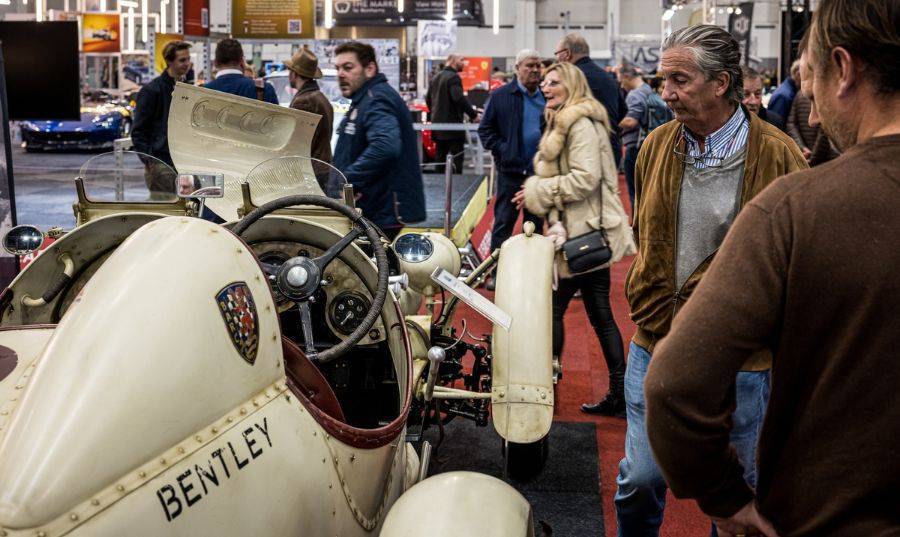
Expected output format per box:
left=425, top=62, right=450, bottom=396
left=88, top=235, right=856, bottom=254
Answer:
left=515, top=49, right=541, bottom=66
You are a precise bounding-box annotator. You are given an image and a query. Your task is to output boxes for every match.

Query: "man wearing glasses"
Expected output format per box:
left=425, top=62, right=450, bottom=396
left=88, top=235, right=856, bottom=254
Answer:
left=615, top=25, right=807, bottom=536
left=555, top=34, right=625, bottom=166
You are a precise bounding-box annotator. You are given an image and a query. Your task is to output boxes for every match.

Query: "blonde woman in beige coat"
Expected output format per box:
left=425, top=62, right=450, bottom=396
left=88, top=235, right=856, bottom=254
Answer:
left=513, top=62, right=636, bottom=417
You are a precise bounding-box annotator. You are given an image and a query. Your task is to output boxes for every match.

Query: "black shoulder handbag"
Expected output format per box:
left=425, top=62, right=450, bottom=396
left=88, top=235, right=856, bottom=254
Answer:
left=560, top=163, right=612, bottom=274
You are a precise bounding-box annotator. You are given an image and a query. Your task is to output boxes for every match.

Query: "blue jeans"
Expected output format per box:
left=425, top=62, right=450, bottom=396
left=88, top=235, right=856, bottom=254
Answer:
left=614, top=341, right=770, bottom=537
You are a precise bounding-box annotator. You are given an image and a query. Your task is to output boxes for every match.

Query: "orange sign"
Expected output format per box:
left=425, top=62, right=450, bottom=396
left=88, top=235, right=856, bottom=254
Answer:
left=82, top=12, right=120, bottom=53
left=459, top=57, right=491, bottom=91
left=153, top=33, right=185, bottom=74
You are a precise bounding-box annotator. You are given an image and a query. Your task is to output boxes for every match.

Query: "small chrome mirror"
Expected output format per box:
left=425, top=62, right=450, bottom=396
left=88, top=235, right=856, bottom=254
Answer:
left=3, top=225, right=44, bottom=256
left=176, top=173, right=225, bottom=199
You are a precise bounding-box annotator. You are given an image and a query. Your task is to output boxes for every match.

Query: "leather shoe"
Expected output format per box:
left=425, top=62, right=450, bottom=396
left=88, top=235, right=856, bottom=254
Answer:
left=581, top=394, right=625, bottom=418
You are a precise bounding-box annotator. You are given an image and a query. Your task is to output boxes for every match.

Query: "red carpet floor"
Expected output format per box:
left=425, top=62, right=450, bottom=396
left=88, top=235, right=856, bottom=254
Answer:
left=454, top=174, right=709, bottom=536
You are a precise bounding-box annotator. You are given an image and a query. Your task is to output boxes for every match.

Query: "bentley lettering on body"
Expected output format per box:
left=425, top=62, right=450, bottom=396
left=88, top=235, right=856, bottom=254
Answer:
left=156, top=418, right=272, bottom=522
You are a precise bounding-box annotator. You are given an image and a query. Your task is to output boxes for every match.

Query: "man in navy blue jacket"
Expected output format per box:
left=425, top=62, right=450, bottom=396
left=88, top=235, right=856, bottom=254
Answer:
left=556, top=34, right=625, bottom=166
left=332, top=42, right=425, bottom=239
left=478, top=49, right=545, bottom=255
left=204, top=38, right=278, bottom=105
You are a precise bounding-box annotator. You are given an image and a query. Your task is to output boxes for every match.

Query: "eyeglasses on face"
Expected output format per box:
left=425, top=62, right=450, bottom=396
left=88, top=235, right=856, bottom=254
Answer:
left=540, top=79, right=561, bottom=88
left=554, top=48, right=569, bottom=56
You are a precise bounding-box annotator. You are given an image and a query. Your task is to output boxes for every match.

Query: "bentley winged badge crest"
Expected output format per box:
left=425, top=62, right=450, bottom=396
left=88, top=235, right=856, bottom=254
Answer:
left=216, top=282, right=260, bottom=365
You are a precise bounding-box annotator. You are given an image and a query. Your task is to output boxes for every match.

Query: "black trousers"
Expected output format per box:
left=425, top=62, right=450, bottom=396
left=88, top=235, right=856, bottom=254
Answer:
left=490, top=172, right=543, bottom=251
left=553, top=268, right=626, bottom=390
left=623, top=144, right=639, bottom=211
left=435, top=139, right=465, bottom=175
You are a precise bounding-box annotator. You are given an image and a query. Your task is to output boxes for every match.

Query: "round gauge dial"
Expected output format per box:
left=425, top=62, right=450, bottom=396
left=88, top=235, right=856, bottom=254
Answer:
left=328, top=292, right=371, bottom=336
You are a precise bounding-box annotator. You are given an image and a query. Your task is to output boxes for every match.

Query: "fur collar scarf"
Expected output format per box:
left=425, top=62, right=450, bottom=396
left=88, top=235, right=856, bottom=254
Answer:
left=539, top=98, right=611, bottom=162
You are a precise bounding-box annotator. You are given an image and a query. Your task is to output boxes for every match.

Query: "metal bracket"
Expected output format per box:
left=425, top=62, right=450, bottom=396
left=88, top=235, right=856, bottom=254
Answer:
left=492, top=384, right=554, bottom=407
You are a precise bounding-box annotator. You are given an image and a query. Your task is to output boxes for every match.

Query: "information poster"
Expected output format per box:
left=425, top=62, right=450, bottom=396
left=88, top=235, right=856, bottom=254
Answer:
left=417, top=20, right=457, bottom=58
left=82, top=13, right=121, bottom=53
left=318, top=0, right=483, bottom=26
left=232, top=0, right=314, bottom=39
left=183, top=0, right=210, bottom=37
left=459, top=57, right=490, bottom=91
left=153, top=32, right=185, bottom=74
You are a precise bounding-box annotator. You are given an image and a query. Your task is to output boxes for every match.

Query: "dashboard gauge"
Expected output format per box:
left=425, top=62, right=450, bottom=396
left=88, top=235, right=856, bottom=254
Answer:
left=329, top=292, right=371, bottom=335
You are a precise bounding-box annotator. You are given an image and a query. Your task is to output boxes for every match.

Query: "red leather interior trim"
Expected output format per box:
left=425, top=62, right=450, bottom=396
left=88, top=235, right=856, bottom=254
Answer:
left=282, top=336, right=346, bottom=422
left=291, top=299, right=414, bottom=450
left=0, top=345, right=17, bottom=384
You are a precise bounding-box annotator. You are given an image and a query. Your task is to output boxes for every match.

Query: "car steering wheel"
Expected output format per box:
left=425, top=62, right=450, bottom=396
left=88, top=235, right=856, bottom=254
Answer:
left=232, top=195, right=389, bottom=363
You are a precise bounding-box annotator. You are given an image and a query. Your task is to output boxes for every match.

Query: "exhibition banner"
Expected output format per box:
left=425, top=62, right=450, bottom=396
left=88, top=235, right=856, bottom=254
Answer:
left=298, top=38, right=401, bottom=91
left=728, top=2, right=754, bottom=64
left=417, top=20, right=457, bottom=58
left=82, top=13, right=121, bottom=53
left=183, top=0, right=210, bottom=37
left=232, top=0, right=314, bottom=39
left=614, top=37, right=662, bottom=73
left=459, top=57, right=490, bottom=91
left=316, top=0, right=484, bottom=26
left=153, top=32, right=185, bottom=74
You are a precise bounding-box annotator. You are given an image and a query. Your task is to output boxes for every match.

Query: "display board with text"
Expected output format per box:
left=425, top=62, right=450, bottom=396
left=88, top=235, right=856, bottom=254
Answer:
left=232, top=0, right=314, bottom=38
left=316, top=0, right=483, bottom=26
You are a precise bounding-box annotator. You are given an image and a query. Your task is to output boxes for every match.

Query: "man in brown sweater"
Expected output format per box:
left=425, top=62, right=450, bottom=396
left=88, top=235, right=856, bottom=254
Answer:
left=645, top=1, right=900, bottom=535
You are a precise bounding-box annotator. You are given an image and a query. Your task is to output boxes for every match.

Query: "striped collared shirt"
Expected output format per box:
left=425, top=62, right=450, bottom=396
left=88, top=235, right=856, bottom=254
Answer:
left=682, top=106, right=749, bottom=169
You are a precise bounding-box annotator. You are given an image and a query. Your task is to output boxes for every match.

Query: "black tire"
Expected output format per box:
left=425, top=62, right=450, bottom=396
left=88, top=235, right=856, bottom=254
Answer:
left=503, top=435, right=549, bottom=481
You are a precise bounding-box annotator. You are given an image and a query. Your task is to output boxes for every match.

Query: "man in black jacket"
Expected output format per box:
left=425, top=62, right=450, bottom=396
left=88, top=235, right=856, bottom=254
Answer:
left=332, top=42, right=425, bottom=239
left=131, top=40, right=191, bottom=198
left=742, top=66, right=786, bottom=131
left=426, top=54, right=478, bottom=174
left=556, top=33, right=625, bottom=166
left=477, top=49, right=545, bottom=256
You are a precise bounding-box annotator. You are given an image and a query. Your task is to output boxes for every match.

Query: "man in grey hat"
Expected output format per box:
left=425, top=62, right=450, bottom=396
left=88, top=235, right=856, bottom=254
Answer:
left=285, top=46, right=334, bottom=184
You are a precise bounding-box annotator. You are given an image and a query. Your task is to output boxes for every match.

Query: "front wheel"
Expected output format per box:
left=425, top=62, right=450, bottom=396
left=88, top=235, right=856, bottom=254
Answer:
left=502, top=435, right=548, bottom=480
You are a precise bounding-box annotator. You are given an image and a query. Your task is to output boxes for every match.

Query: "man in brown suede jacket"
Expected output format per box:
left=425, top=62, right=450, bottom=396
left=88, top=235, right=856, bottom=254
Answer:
left=614, top=25, right=807, bottom=536
left=645, top=1, right=900, bottom=535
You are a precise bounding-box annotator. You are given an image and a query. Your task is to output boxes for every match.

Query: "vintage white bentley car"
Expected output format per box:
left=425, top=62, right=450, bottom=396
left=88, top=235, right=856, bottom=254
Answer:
left=0, top=84, right=555, bottom=536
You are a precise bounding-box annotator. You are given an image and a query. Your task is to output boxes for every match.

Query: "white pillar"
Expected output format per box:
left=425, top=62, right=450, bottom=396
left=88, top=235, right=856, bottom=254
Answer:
left=514, top=0, right=536, bottom=53
left=607, top=0, right=620, bottom=55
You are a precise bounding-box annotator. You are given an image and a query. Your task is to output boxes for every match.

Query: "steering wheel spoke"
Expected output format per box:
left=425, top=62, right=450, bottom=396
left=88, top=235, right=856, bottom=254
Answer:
left=313, top=225, right=363, bottom=272
left=297, top=300, right=318, bottom=360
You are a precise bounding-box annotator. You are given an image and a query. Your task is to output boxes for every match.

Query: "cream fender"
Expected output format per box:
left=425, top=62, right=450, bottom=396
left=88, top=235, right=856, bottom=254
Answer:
left=380, top=472, right=534, bottom=536
left=490, top=228, right=555, bottom=444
